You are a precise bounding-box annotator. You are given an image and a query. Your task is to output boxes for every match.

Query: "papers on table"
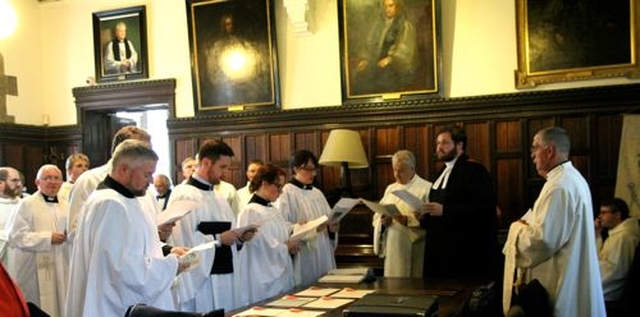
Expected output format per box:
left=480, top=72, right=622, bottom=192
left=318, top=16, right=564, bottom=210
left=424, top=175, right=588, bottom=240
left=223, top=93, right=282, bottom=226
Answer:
left=266, top=295, right=316, bottom=308
left=329, top=197, right=361, bottom=223
left=232, top=307, right=288, bottom=316
left=317, top=267, right=373, bottom=284
left=294, top=286, right=341, bottom=297
left=391, top=189, right=424, bottom=211
left=232, top=307, right=324, bottom=317
left=361, top=199, right=400, bottom=217
left=330, top=288, right=376, bottom=299
left=301, top=297, right=354, bottom=309
left=290, top=215, right=328, bottom=241
left=156, top=199, right=200, bottom=226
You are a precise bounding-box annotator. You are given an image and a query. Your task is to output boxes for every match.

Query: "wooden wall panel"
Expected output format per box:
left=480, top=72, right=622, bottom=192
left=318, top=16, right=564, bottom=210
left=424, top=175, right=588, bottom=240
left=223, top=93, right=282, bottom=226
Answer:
left=496, top=159, right=524, bottom=223
left=164, top=84, right=640, bottom=268
left=496, top=120, right=521, bottom=153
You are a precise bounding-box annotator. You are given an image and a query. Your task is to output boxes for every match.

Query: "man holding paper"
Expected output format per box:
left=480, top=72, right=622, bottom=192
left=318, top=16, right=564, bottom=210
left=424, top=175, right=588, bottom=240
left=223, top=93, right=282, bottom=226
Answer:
left=373, top=150, right=431, bottom=278
left=418, top=125, right=498, bottom=280
left=169, top=140, right=254, bottom=312
left=66, top=140, right=190, bottom=317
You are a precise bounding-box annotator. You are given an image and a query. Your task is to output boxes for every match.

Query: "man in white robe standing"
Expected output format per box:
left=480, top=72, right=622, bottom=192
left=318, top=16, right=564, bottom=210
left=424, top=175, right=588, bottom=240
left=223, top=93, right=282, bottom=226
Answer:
left=170, top=140, right=252, bottom=312
left=0, top=166, right=24, bottom=263
left=373, top=150, right=431, bottom=277
left=5, top=164, right=69, bottom=317
left=275, top=150, right=338, bottom=287
left=504, top=126, right=605, bottom=316
left=66, top=140, right=189, bottom=317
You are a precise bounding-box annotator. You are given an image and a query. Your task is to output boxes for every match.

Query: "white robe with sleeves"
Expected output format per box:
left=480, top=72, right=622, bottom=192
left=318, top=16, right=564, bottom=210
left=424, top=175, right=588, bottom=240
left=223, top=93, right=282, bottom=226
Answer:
left=170, top=179, right=241, bottom=312
left=512, top=161, right=605, bottom=317
left=5, top=192, right=70, bottom=317
left=237, top=198, right=294, bottom=305
left=65, top=184, right=178, bottom=317
left=373, top=175, right=431, bottom=277
left=275, top=183, right=336, bottom=287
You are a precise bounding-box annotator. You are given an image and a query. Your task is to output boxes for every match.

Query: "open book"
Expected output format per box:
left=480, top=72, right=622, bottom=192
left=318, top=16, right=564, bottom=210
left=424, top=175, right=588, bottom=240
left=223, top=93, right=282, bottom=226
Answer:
left=317, top=267, right=374, bottom=284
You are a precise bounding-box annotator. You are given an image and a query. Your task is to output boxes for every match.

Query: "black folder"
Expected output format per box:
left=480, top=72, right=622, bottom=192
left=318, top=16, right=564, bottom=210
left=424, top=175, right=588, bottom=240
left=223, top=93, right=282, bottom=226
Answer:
left=342, top=294, right=438, bottom=317
left=197, top=221, right=233, bottom=274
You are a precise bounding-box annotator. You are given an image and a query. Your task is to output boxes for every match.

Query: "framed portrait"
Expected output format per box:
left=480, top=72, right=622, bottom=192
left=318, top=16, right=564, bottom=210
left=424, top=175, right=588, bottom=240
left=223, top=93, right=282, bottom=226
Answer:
left=515, top=0, right=640, bottom=88
left=186, top=0, right=280, bottom=113
left=338, top=0, right=442, bottom=103
left=92, top=6, right=149, bottom=83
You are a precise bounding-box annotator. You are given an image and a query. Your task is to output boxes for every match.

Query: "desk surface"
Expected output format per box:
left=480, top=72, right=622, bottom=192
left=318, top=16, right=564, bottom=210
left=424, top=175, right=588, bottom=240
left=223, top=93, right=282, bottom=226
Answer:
left=232, top=277, right=489, bottom=317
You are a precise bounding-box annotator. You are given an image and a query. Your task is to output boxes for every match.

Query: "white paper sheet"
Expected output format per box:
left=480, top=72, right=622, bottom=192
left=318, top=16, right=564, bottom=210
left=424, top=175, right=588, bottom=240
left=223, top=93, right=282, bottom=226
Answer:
left=361, top=199, right=399, bottom=217
left=295, top=286, right=341, bottom=297
left=290, top=215, right=328, bottom=241
left=391, top=189, right=424, bottom=211
left=155, top=199, right=201, bottom=226
left=329, top=198, right=361, bottom=223
left=331, top=288, right=376, bottom=299
left=301, top=297, right=354, bottom=309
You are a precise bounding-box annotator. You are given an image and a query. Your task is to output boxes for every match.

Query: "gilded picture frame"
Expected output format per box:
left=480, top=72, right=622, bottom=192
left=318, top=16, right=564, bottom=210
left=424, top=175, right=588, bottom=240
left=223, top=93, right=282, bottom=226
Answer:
left=515, top=0, right=639, bottom=89
left=338, top=0, right=442, bottom=103
left=92, top=6, right=149, bottom=83
left=186, top=0, right=280, bottom=113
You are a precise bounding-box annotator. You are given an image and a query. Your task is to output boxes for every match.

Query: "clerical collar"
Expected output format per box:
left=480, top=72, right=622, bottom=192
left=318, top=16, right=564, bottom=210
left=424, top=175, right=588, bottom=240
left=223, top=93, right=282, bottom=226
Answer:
left=289, top=178, right=313, bottom=190
left=156, top=189, right=171, bottom=199
left=187, top=175, right=213, bottom=191
left=249, top=194, right=271, bottom=207
left=97, top=175, right=135, bottom=198
left=40, top=192, right=59, bottom=203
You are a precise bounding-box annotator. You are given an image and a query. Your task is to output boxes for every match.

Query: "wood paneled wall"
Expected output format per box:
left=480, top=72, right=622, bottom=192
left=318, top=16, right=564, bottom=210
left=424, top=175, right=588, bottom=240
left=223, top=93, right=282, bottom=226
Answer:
left=0, top=124, right=81, bottom=193
left=168, top=84, right=635, bottom=226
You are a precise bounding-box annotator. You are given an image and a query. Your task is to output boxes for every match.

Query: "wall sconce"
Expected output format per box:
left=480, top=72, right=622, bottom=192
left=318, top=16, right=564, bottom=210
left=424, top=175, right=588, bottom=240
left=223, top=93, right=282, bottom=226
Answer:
left=319, top=129, right=369, bottom=197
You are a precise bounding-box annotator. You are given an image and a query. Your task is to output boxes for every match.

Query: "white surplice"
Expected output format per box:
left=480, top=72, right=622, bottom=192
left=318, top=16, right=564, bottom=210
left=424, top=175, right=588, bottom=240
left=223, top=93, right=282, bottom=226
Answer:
left=5, top=192, right=70, bottom=317
left=274, top=184, right=336, bottom=287
left=237, top=182, right=252, bottom=211
left=215, top=180, right=242, bottom=217
left=512, top=161, right=605, bottom=317
left=237, top=200, right=294, bottom=305
left=170, top=181, right=241, bottom=312
left=66, top=186, right=178, bottom=317
left=0, top=196, right=20, bottom=263
left=373, top=175, right=431, bottom=277
left=66, top=162, right=111, bottom=242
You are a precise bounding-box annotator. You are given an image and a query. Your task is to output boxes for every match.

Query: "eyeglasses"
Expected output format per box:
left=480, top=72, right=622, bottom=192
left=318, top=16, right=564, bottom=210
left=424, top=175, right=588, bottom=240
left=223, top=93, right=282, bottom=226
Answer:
left=271, top=183, right=284, bottom=191
left=299, top=166, right=318, bottom=173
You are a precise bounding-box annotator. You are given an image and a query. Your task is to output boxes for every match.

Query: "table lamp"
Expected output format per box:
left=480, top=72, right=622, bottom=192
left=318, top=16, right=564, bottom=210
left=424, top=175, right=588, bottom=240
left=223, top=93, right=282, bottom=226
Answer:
left=319, top=129, right=369, bottom=197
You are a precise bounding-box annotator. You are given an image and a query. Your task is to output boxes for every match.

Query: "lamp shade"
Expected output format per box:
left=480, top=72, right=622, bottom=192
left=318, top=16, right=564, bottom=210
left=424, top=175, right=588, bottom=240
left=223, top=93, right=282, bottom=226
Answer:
left=319, top=129, right=369, bottom=168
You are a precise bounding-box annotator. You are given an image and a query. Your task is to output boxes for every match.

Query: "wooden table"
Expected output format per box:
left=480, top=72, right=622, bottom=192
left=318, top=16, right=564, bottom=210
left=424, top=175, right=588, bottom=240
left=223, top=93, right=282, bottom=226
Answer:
left=231, top=277, right=490, bottom=317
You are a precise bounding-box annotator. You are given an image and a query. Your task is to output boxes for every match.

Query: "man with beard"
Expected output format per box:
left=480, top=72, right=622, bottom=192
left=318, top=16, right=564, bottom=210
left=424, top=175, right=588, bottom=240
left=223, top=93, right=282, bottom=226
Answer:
left=418, top=125, right=498, bottom=280
left=169, top=140, right=253, bottom=312
left=0, top=167, right=25, bottom=263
